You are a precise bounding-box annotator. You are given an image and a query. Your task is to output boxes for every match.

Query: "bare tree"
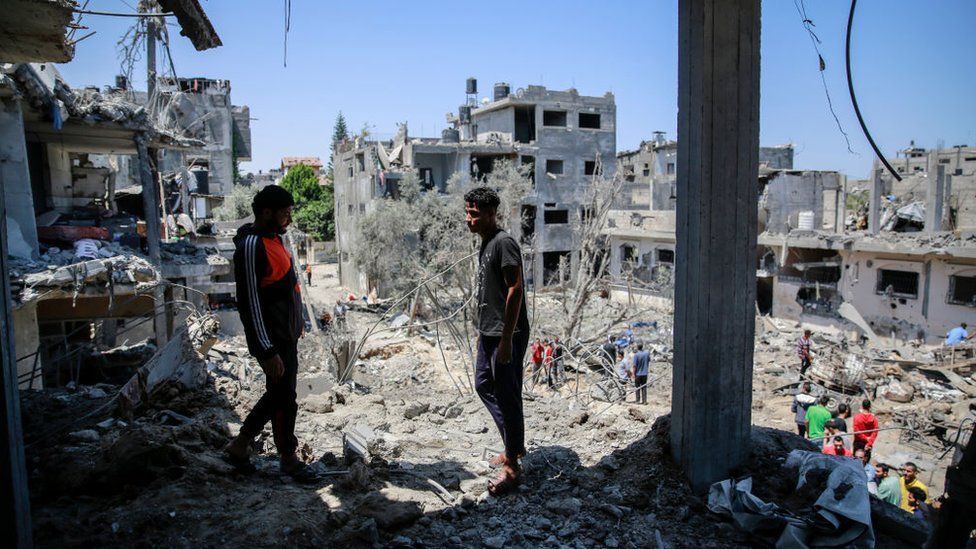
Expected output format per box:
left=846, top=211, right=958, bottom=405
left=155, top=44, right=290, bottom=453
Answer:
left=559, top=161, right=624, bottom=342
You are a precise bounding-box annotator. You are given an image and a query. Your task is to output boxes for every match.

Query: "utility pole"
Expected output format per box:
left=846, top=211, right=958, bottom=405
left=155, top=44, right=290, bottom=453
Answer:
left=143, top=0, right=157, bottom=107
left=139, top=1, right=168, bottom=346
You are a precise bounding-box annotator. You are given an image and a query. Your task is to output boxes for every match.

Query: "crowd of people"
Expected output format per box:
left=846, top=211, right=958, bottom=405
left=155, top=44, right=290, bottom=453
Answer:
left=528, top=337, right=564, bottom=389
left=786, top=325, right=971, bottom=522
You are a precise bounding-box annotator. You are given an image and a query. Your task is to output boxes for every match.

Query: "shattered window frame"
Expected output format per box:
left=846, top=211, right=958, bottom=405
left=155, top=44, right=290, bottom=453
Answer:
left=875, top=268, right=920, bottom=299
left=947, top=274, right=976, bottom=307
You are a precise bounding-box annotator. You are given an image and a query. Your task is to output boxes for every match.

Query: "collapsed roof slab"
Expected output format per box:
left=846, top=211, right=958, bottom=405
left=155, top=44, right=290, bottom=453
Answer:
left=0, top=0, right=76, bottom=63
left=158, top=0, right=222, bottom=51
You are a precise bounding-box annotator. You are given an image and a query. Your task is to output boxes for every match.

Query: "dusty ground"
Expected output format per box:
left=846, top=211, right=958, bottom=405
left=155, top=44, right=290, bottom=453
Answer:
left=21, top=260, right=967, bottom=547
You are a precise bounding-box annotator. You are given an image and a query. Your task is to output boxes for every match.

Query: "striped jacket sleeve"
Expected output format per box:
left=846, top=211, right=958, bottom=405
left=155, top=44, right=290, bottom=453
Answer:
left=234, top=234, right=277, bottom=360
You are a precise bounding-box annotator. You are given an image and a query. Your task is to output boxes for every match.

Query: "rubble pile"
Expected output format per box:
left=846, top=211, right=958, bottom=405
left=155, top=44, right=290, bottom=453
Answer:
left=19, top=284, right=974, bottom=547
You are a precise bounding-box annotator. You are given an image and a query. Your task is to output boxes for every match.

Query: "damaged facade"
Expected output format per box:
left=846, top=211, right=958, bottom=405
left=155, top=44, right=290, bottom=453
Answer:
left=606, top=137, right=976, bottom=343
left=334, top=80, right=616, bottom=294
left=1, top=63, right=236, bottom=389
left=615, top=135, right=793, bottom=211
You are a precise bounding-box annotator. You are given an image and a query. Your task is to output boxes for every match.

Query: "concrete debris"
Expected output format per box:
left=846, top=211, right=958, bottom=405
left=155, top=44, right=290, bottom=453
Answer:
left=19, top=267, right=975, bottom=547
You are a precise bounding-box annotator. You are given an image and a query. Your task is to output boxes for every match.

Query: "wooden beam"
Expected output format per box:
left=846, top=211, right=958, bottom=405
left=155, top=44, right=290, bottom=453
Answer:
left=672, top=0, right=761, bottom=492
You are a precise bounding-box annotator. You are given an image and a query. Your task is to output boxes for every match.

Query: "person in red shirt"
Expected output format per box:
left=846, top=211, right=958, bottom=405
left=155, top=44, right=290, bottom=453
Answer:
left=823, top=436, right=852, bottom=457
left=530, top=338, right=544, bottom=388
left=852, top=399, right=879, bottom=461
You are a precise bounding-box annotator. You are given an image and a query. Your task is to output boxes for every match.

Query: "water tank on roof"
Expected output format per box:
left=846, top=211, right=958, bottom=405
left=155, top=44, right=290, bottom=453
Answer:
left=441, top=128, right=460, bottom=143
left=493, top=82, right=510, bottom=101
left=466, top=77, right=477, bottom=95
left=459, top=105, right=471, bottom=124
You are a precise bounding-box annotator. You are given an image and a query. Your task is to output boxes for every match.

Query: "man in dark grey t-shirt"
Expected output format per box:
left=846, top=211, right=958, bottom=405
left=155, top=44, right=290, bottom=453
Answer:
left=465, top=186, right=529, bottom=496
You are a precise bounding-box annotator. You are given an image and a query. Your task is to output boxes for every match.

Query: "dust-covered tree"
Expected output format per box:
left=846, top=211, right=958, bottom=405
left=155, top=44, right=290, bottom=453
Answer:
left=212, top=183, right=258, bottom=221
left=558, top=159, right=625, bottom=342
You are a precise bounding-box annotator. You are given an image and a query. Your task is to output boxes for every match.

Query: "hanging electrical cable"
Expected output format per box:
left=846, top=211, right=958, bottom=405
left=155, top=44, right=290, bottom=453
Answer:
left=845, top=0, right=902, bottom=181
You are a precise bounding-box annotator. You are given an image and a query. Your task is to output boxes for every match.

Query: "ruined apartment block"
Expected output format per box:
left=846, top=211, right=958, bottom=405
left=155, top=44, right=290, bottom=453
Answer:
left=616, top=135, right=794, bottom=210
left=758, top=145, right=976, bottom=342
left=335, top=80, right=616, bottom=293
left=155, top=77, right=250, bottom=217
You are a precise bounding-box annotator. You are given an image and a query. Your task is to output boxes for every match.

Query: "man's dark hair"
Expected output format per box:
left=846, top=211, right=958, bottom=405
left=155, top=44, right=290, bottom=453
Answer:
left=837, top=403, right=849, bottom=416
left=862, top=399, right=871, bottom=410
left=877, top=463, right=890, bottom=473
left=907, top=486, right=927, bottom=502
left=802, top=382, right=811, bottom=392
left=252, top=185, right=295, bottom=216
left=904, top=461, right=918, bottom=471
left=963, top=322, right=968, bottom=329
left=804, top=329, right=812, bottom=336
left=637, top=344, right=644, bottom=351
left=833, top=436, right=844, bottom=443
left=463, top=186, right=500, bottom=212
left=819, top=396, right=829, bottom=406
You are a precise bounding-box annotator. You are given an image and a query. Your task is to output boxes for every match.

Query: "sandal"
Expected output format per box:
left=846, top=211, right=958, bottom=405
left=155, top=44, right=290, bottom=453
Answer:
left=222, top=452, right=257, bottom=474
left=282, top=463, right=320, bottom=484
left=487, top=471, right=520, bottom=496
left=489, top=451, right=526, bottom=468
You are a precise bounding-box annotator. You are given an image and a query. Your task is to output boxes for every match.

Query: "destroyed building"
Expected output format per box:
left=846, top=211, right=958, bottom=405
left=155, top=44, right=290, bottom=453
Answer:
left=606, top=138, right=976, bottom=343
left=1, top=62, right=234, bottom=389
left=616, top=135, right=794, bottom=210
left=758, top=145, right=976, bottom=342
left=334, top=80, right=616, bottom=294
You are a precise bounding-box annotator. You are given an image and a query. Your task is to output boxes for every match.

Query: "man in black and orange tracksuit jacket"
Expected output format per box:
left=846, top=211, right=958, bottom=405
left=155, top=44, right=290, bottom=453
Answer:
left=224, top=185, right=312, bottom=480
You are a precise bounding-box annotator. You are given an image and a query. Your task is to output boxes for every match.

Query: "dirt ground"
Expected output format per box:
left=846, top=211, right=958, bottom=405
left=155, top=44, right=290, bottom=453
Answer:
left=21, top=259, right=966, bottom=547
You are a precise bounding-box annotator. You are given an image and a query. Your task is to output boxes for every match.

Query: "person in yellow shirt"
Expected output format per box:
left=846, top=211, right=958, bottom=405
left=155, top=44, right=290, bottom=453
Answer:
left=898, top=462, right=928, bottom=513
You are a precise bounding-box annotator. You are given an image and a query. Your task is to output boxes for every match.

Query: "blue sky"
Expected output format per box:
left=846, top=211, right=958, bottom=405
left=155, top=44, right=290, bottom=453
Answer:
left=58, top=1, right=975, bottom=179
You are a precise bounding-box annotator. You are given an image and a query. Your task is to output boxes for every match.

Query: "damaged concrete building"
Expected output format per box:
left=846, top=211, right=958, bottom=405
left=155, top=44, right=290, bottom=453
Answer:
left=616, top=134, right=794, bottom=210
left=606, top=138, right=976, bottom=343
left=759, top=145, right=976, bottom=342
left=334, top=80, right=616, bottom=294
left=1, top=62, right=233, bottom=390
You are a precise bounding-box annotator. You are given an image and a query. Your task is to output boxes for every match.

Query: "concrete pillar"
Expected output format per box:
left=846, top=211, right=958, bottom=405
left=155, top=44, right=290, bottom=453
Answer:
left=136, top=134, right=168, bottom=348
left=672, top=0, right=760, bottom=492
left=839, top=174, right=848, bottom=234
left=0, top=152, right=33, bottom=546
left=868, top=169, right=882, bottom=235
left=0, top=98, right=39, bottom=259
left=926, top=165, right=946, bottom=233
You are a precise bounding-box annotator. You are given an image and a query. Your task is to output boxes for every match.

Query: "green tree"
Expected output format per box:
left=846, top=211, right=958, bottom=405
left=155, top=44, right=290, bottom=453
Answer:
left=280, top=163, right=334, bottom=240
left=327, top=112, right=349, bottom=179
left=280, top=164, right=322, bottom=206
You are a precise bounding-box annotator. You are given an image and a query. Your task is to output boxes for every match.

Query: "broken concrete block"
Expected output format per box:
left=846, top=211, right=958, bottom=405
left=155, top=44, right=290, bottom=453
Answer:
left=343, top=423, right=401, bottom=464
left=882, top=380, right=915, bottom=403
left=545, top=497, right=582, bottom=516
left=68, top=429, right=100, bottom=443
left=302, top=393, right=335, bottom=414
left=403, top=401, right=429, bottom=419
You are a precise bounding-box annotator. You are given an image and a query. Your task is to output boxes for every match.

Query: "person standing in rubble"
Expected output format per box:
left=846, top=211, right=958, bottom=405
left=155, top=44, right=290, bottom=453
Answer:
left=631, top=343, right=651, bottom=405
left=852, top=399, right=879, bottom=461
left=224, top=186, right=314, bottom=482
left=796, top=329, right=813, bottom=376
left=465, top=186, right=530, bottom=496
left=305, top=263, right=313, bottom=286
left=552, top=336, right=564, bottom=386
left=791, top=382, right=817, bottom=437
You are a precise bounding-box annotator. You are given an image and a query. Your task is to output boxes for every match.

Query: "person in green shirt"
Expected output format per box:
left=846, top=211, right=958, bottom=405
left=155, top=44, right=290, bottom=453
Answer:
left=875, top=463, right=902, bottom=507
left=805, top=396, right=832, bottom=441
